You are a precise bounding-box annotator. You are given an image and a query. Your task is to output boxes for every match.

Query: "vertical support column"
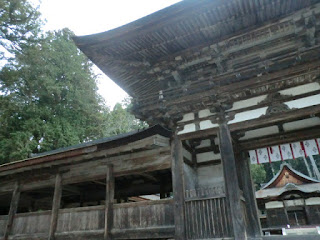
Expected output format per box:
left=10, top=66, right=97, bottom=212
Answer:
left=3, top=182, right=20, bottom=240
left=48, top=173, right=62, bottom=240
left=218, top=116, right=247, bottom=239
left=238, top=151, right=262, bottom=237
left=171, top=131, right=186, bottom=240
left=104, top=164, right=115, bottom=240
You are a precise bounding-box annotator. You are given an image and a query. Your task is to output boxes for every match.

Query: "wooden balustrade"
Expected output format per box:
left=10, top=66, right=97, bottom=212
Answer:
left=57, top=205, right=105, bottom=233
left=185, top=187, right=233, bottom=239
left=113, top=199, right=174, bottom=229
left=0, top=199, right=174, bottom=239
left=10, top=210, right=51, bottom=236
left=0, top=215, right=7, bottom=237
left=112, top=199, right=174, bottom=239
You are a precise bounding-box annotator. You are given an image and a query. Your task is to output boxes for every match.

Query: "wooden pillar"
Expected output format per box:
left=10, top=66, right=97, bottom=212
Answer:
left=48, top=173, right=62, bottom=240
left=218, top=116, right=246, bottom=239
left=3, top=182, right=20, bottom=240
left=171, top=132, right=186, bottom=240
left=238, top=151, right=262, bottom=237
left=104, top=165, right=115, bottom=240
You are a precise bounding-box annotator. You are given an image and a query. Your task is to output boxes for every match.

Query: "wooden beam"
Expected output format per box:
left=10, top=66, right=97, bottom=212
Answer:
left=3, top=181, right=20, bottom=240
left=237, top=151, right=262, bottom=237
left=197, top=159, right=221, bottom=167
left=238, top=126, right=320, bottom=150
left=218, top=115, right=246, bottom=239
left=48, top=173, right=62, bottom=240
left=180, top=105, right=320, bottom=141
left=171, top=132, right=186, bottom=240
left=104, top=165, right=114, bottom=240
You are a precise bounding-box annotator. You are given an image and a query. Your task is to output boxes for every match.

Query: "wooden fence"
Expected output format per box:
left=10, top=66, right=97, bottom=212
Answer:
left=112, top=199, right=175, bottom=238
left=185, top=187, right=233, bottom=239
left=11, top=210, right=51, bottom=236
left=0, top=199, right=174, bottom=239
left=57, top=205, right=105, bottom=233
left=0, top=215, right=7, bottom=237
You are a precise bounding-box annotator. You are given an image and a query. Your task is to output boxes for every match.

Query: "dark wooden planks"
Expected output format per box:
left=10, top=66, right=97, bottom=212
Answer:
left=218, top=118, right=246, bottom=239
left=48, top=173, right=62, bottom=240
left=237, top=152, right=262, bottom=238
left=171, top=132, right=186, bottom=239
left=11, top=211, right=51, bottom=236
left=104, top=165, right=115, bottom=240
left=112, top=199, right=174, bottom=231
left=56, top=206, right=105, bottom=232
left=3, top=181, right=20, bottom=240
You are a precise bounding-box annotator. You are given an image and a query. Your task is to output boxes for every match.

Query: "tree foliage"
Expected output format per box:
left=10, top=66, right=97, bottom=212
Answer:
left=0, top=0, right=42, bottom=59
left=0, top=29, right=106, bottom=163
left=103, top=99, right=148, bottom=137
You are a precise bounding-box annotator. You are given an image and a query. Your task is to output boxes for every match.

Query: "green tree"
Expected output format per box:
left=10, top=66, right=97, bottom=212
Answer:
left=250, top=164, right=267, bottom=190
left=0, top=0, right=42, bottom=59
left=103, top=98, right=147, bottom=137
left=0, top=29, right=105, bottom=163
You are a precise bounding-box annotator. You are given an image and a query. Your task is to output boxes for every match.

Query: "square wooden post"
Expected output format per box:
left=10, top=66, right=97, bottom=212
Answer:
left=48, top=173, right=62, bottom=240
left=3, top=181, right=20, bottom=240
left=171, top=131, right=186, bottom=240
left=104, top=164, right=114, bottom=240
left=218, top=116, right=247, bottom=240
left=238, top=151, right=262, bottom=238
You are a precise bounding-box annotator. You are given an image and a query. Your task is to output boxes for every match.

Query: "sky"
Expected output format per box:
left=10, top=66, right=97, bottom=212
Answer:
left=37, top=0, right=181, bottom=108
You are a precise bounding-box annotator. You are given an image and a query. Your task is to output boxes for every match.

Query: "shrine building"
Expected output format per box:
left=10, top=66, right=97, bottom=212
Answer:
left=1, top=0, right=320, bottom=239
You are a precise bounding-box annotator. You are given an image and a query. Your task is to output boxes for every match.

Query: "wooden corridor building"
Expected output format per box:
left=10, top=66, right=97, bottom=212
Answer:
left=1, top=0, right=320, bottom=239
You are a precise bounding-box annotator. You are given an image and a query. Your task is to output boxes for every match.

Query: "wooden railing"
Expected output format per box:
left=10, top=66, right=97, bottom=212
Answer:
left=57, top=205, right=105, bottom=233
left=1, top=199, right=174, bottom=239
left=112, top=199, right=175, bottom=238
left=11, top=210, right=51, bottom=236
left=0, top=215, right=7, bottom=237
left=185, top=187, right=233, bottom=239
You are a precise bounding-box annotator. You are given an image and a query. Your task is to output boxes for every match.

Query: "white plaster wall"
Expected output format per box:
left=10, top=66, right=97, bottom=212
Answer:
left=284, top=199, right=304, bottom=208
left=228, top=95, right=267, bottom=111
left=197, top=164, right=224, bottom=188
left=228, top=107, right=268, bottom=124
left=266, top=201, right=284, bottom=209
left=283, top=117, right=320, bottom=131
left=280, top=82, right=320, bottom=96
left=199, top=109, right=214, bottom=118
left=178, top=123, right=196, bottom=135
left=200, top=120, right=218, bottom=130
left=184, top=164, right=197, bottom=190
left=178, top=112, right=195, bottom=123
left=286, top=94, right=320, bottom=109
left=196, top=152, right=221, bottom=163
left=240, top=126, right=279, bottom=140
left=305, top=197, right=320, bottom=206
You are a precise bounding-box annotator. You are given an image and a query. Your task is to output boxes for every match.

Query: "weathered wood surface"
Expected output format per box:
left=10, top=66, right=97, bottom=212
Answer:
left=113, top=199, right=174, bottom=231
left=185, top=197, right=232, bottom=239
left=4, top=182, right=20, bottom=240
left=0, top=134, right=169, bottom=177
left=49, top=173, right=62, bottom=240
left=56, top=206, right=105, bottom=233
left=0, top=147, right=171, bottom=195
left=171, top=133, right=186, bottom=239
left=238, top=152, right=262, bottom=237
left=219, top=118, right=246, bottom=239
left=0, top=215, right=8, bottom=237
left=10, top=211, right=51, bottom=236
left=104, top=165, right=114, bottom=240
left=184, top=187, right=232, bottom=239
